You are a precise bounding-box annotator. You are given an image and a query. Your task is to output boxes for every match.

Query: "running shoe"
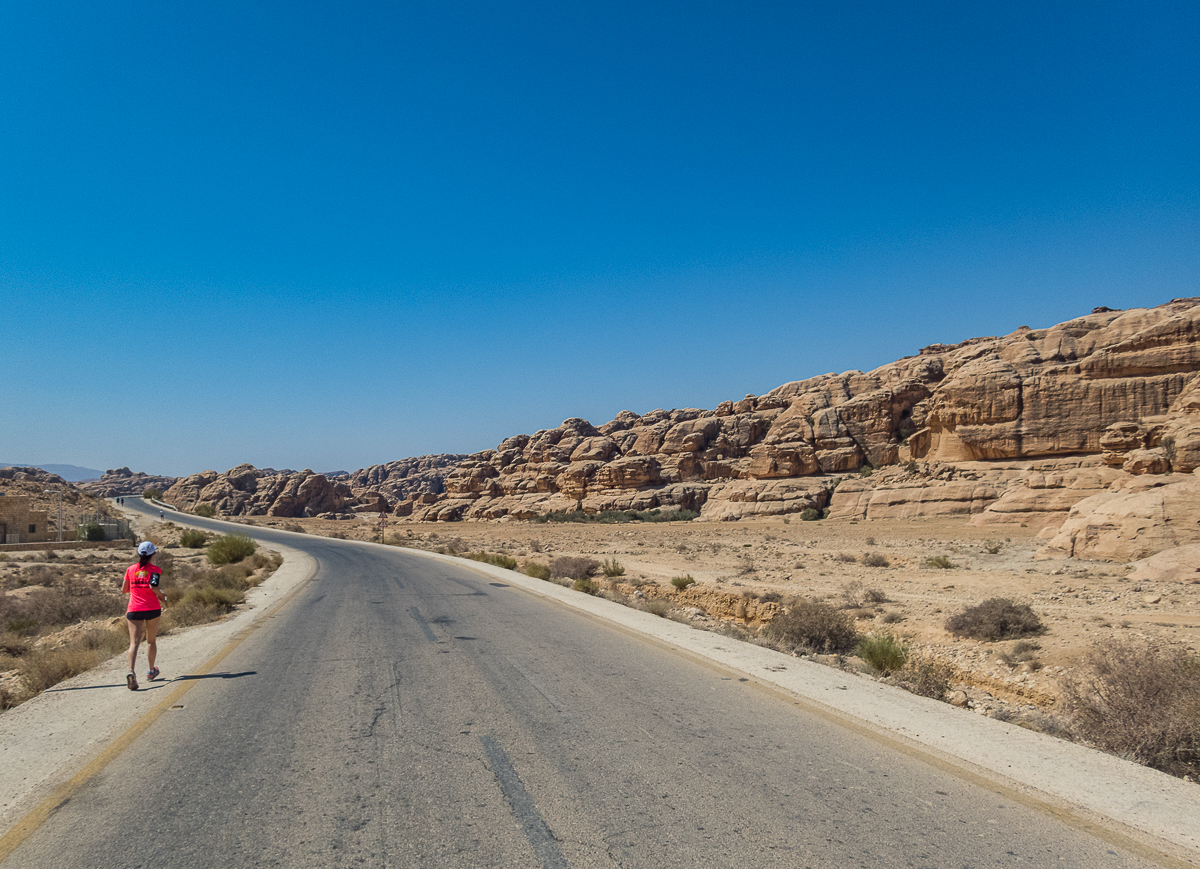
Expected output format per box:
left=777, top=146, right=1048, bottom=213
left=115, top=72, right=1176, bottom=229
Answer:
left=126, top=672, right=139, bottom=691
left=147, top=667, right=160, bottom=681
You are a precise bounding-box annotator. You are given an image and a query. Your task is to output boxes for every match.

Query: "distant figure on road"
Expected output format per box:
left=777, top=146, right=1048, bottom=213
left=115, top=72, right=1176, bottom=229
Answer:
left=159, top=509, right=164, bottom=519
left=122, top=541, right=166, bottom=690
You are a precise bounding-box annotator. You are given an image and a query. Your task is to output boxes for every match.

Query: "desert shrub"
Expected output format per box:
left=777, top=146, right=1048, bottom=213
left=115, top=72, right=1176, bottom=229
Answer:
left=984, top=542, right=1002, bottom=555
left=946, top=598, right=1044, bottom=641
left=861, top=552, right=889, bottom=568
left=800, top=508, right=820, bottom=521
left=858, top=633, right=908, bottom=675
left=524, top=562, right=552, bottom=580
left=881, top=611, right=904, bottom=624
left=891, top=655, right=956, bottom=699
left=6, top=586, right=123, bottom=632
left=550, top=556, right=600, bottom=581
left=80, top=522, right=105, bottom=542
left=465, top=551, right=518, bottom=570
left=840, top=580, right=864, bottom=608
left=0, top=632, right=32, bottom=657
left=180, top=529, right=208, bottom=548
left=572, top=577, right=598, bottom=595
left=142, top=487, right=162, bottom=501
left=639, top=598, right=672, bottom=617
left=1059, top=640, right=1200, bottom=779
left=182, top=586, right=243, bottom=609
left=926, top=555, right=955, bottom=569
left=670, top=574, right=696, bottom=590
left=864, top=587, right=887, bottom=604
left=833, top=552, right=856, bottom=563
left=764, top=599, right=858, bottom=654
left=1161, top=435, right=1177, bottom=464
left=19, top=627, right=127, bottom=694
left=193, top=503, right=216, bottom=518
left=207, top=535, right=257, bottom=566
left=602, top=558, right=625, bottom=577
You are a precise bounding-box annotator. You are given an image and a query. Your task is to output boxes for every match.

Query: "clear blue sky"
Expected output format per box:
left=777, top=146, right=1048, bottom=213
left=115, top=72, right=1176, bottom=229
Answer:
left=2, top=2, right=1197, bottom=477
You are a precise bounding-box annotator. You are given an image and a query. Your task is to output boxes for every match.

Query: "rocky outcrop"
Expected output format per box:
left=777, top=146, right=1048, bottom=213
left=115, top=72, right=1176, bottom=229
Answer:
left=393, top=299, right=1200, bottom=522
left=0, top=467, right=70, bottom=487
left=348, top=454, right=468, bottom=505
left=78, top=467, right=180, bottom=498
left=1127, top=544, right=1200, bottom=585
left=1036, top=471, right=1200, bottom=561
left=164, top=465, right=362, bottom=518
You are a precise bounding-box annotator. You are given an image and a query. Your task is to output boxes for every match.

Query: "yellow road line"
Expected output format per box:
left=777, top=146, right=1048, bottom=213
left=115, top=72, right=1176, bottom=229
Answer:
left=0, top=571, right=312, bottom=864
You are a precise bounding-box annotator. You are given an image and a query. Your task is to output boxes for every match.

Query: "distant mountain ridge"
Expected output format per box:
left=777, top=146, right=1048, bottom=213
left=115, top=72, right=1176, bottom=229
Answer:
left=0, top=463, right=104, bottom=482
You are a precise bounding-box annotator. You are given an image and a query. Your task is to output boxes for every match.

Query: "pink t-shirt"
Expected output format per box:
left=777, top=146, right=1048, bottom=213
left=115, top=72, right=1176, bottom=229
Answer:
left=124, top=563, right=162, bottom=613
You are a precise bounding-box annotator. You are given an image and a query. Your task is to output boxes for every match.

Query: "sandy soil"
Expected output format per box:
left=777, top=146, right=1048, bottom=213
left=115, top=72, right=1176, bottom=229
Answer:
left=229, top=512, right=1200, bottom=715
left=8, top=512, right=1199, bottom=718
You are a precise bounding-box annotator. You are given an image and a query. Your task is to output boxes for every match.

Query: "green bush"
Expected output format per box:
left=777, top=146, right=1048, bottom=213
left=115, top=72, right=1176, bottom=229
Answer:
left=1059, top=639, right=1199, bottom=779
left=142, top=487, right=163, bottom=501
left=926, top=555, right=955, bottom=569
left=602, top=558, right=626, bottom=577
left=670, top=574, right=696, bottom=590
left=180, top=529, right=208, bottom=549
left=524, top=562, right=552, bottom=580
left=764, top=599, right=858, bottom=654
left=572, top=577, right=598, bottom=595
left=193, top=503, right=216, bottom=518
left=80, top=522, right=105, bottom=542
left=858, top=633, right=908, bottom=674
left=861, top=552, right=889, bottom=568
left=945, top=598, right=1044, bottom=641
left=800, top=508, right=820, bottom=521
left=206, top=535, right=257, bottom=566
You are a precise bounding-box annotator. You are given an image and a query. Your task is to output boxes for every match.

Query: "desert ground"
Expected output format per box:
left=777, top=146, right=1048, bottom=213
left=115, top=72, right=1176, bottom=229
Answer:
left=219, top=512, right=1200, bottom=717
left=5, top=508, right=1198, bottom=718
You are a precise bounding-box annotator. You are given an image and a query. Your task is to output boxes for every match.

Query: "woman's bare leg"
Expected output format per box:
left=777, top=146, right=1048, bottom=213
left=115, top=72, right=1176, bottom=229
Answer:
left=145, top=617, right=160, bottom=672
left=126, top=619, right=144, bottom=671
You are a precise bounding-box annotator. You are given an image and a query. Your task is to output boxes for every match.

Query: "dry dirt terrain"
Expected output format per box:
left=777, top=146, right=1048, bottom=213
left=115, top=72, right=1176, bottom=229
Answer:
left=229, top=512, right=1200, bottom=719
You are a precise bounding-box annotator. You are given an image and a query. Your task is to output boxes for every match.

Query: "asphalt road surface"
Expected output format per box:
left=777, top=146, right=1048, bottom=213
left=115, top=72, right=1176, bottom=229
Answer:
left=3, top=502, right=1167, bottom=867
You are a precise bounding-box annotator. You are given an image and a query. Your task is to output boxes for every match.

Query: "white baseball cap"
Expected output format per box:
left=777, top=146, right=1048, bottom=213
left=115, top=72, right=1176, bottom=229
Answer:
left=137, top=541, right=157, bottom=556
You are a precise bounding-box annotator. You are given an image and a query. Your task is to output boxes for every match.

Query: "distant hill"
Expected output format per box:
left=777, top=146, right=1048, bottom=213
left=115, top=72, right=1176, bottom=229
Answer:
left=0, top=463, right=104, bottom=482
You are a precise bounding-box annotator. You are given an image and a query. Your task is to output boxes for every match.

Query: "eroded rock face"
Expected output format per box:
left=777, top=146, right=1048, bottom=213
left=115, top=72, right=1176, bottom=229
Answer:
left=1036, top=472, right=1200, bottom=561
left=393, top=298, right=1199, bottom=522
left=164, top=466, right=359, bottom=517
left=348, top=454, right=468, bottom=504
left=78, top=468, right=179, bottom=498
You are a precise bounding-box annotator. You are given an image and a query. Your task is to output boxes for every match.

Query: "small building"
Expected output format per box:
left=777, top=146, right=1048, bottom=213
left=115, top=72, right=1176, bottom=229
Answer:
left=0, top=496, right=52, bottom=544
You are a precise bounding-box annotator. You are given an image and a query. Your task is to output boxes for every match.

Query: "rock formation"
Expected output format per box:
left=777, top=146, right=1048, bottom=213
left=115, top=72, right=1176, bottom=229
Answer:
left=396, top=298, right=1200, bottom=529
left=78, top=467, right=180, bottom=498
left=164, top=465, right=363, bottom=518
left=348, top=454, right=467, bottom=506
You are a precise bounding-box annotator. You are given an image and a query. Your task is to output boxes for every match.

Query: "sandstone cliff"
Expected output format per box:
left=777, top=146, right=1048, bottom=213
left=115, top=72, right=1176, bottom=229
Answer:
left=164, top=465, right=363, bottom=518
left=78, top=467, right=180, bottom=498
left=348, top=454, right=468, bottom=505
left=396, top=299, right=1200, bottom=532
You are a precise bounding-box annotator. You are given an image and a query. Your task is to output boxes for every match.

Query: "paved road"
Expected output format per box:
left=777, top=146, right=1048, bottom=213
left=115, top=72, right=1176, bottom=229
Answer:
left=4, top=503, right=1166, bottom=867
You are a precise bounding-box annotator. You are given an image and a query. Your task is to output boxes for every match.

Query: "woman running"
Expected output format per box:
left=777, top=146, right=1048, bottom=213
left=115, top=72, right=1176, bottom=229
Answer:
left=122, top=541, right=167, bottom=690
